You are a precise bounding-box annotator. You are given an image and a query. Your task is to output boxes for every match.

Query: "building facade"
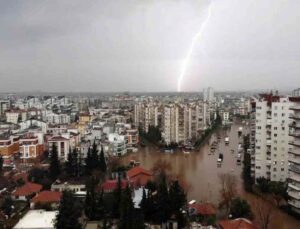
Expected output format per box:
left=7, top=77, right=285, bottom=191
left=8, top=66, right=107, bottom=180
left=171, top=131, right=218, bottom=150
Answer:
left=252, top=94, right=291, bottom=182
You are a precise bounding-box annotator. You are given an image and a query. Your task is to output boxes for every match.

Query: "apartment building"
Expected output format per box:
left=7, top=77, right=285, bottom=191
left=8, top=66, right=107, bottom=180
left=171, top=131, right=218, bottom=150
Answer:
left=134, top=102, right=159, bottom=132
left=162, top=102, right=208, bottom=145
left=19, top=134, right=44, bottom=160
left=108, top=133, right=127, bottom=156
left=162, top=104, right=177, bottom=145
left=203, top=87, right=215, bottom=102
left=48, top=136, right=70, bottom=161
left=288, top=96, right=300, bottom=213
left=6, top=109, right=27, bottom=124
left=252, top=94, right=291, bottom=182
left=0, top=100, right=10, bottom=115
left=0, top=135, right=19, bottom=166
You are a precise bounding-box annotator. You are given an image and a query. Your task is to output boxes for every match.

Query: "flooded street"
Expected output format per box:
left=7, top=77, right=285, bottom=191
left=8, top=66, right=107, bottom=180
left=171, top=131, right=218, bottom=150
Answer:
left=121, top=122, right=300, bottom=228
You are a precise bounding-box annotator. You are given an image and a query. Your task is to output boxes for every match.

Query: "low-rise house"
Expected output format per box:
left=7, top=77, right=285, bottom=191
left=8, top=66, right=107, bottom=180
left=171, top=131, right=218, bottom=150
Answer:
left=127, top=166, right=153, bottom=187
left=51, top=179, right=86, bottom=193
left=189, top=203, right=216, bottom=225
left=13, top=210, right=57, bottom=229
left=12, top=182, right=42, bottom=201
left=30, top=191, right=62, bottom=209
left=102, top=179, right=128, bottom=193
left=218, top=218, right=257, bottom=229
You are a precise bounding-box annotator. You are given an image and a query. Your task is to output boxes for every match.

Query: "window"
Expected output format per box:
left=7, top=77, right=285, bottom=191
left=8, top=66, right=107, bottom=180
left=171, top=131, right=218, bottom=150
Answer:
left=281, top=168, right=284, bottom=171
left=274, top=113, right=278, bottom=117
left=274, top=127, right=278, bottom=130
left=282, top=127, right=285, bottom=131
left=274, top=134, right=277, bottom=137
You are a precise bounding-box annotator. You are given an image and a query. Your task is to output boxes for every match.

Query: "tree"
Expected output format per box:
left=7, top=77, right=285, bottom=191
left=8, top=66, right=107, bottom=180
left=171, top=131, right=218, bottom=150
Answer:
left=85, top=147, right=93, bottom=175
left=154, top=173, right=170, bottom=224
left=119, top=185, right=135, bottom=229
left=0, top=155, right=3, bottom=172
left=55, top=190, right=82, bottom=229
left=169, top=180, right=187, bottom=227
left=84, top=176, right=101, bottom=220
left=1, top=197, right=13, bottom=217
left=218, top=173, right=237, bottom=215
left=99, top=147, right=107, bottom=174
left=139, top=188, right=147, bottom=211
left=94, top=189, right=105, bottom=220
left=230, top=197, right=252, bottom=219
left=253, top=197, right=273, bottom=229
left=49, top=144, right=61, bottom=180
left=91, top=140, right=99, bottom=169
left=112, top=173, right=122, bottom=218
left=29, top=167, right=52, bottom=189
left=269, top=181, right=287, bottom=207
left=65, top=148, right=79, bottom=177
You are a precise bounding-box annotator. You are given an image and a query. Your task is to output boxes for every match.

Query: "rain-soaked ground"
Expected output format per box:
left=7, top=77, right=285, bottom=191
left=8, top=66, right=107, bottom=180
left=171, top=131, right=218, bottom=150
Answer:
left=121, top=121, right=300, bottom=228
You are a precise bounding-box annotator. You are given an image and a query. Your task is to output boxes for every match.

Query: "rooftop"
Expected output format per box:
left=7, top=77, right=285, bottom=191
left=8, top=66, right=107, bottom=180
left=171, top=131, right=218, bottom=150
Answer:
left=31, top=191, right=62, bottom=204
left=13, top=210, right=57, bottom=229
left=127, top=166, right=153, bottom=178
left=12, top=182, right=42, bottom=197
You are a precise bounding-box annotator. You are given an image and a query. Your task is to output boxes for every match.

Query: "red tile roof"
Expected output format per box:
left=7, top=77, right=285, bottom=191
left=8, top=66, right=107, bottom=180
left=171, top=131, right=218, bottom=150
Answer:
left=189, top=203, right=216, bottom=215
left=102, top=179, right=128, bottom=192
left=12, top=182, right=42, bottom=197
left=218, top=218, right=257, bottom=229
left=31, top=191, right=62, bottom=204
left=127, top=166, right=153, bottom=178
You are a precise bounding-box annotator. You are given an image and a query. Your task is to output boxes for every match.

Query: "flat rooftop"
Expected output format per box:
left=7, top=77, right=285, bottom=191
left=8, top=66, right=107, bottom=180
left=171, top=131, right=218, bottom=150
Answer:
left=13, top=210, right=57, bottom=229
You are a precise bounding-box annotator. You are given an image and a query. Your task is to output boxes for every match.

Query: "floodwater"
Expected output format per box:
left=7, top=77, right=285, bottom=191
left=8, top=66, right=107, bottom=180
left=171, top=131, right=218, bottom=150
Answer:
left=121, top=122, right=300, bottom=229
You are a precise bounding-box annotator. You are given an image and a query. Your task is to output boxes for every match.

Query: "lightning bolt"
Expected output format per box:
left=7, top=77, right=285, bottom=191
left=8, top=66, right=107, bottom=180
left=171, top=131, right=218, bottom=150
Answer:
left=177, top=1, right=213, bottom=92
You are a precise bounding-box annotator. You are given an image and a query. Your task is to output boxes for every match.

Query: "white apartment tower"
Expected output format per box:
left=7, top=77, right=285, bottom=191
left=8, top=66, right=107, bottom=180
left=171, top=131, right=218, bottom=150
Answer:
left=288, top=96, right=300, bottom=213
left=253, top=94, right=291, bottom=182
left=134, top=102, right=159, bottom=132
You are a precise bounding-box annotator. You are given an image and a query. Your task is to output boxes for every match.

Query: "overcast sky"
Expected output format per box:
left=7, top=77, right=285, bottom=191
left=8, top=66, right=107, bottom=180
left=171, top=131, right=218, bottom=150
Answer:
left=0, top=0, right=300, bottom=92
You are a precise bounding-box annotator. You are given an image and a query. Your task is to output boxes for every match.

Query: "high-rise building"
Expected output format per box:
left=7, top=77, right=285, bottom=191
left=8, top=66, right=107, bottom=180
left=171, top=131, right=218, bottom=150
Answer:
left=288, top=96, right=300, bottom=213
left=0, top=100, right=10, bottom=115
left=252, top=93, right=291, bottom=182
left=203, top=87, right=215, bottom=102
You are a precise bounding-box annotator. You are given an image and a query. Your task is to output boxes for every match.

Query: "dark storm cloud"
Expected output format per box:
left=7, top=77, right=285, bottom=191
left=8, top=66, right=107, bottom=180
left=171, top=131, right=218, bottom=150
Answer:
left=0, top=0, right=299, bottom=92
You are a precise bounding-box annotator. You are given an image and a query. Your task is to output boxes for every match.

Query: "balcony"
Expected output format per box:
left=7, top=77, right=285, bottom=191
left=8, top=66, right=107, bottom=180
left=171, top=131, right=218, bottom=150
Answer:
left=266, top=119, right=272, bottom=126
left=289, top=140, right=300, bottom=147
left=266, top=139, right=272, bottom=145
left=289, top=156, right=300, bottom=165
left=289, top=131, right=300, bottom=138
left=288, top=190, right=300, bottom=200
left=289, top=164, right=300, bottom=173
left=289, top=148, right=300, bottom=156
left=290, top=173, right=300, bottom=183
left=290, top=122, right=300, bottom=129
left=289, top=183, right=300, bottom=191
left=290, top=106, right=300, bottom=111
left=288, top=200, right=300, bottom=209
left=290, top=114, right=300, bottom=120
